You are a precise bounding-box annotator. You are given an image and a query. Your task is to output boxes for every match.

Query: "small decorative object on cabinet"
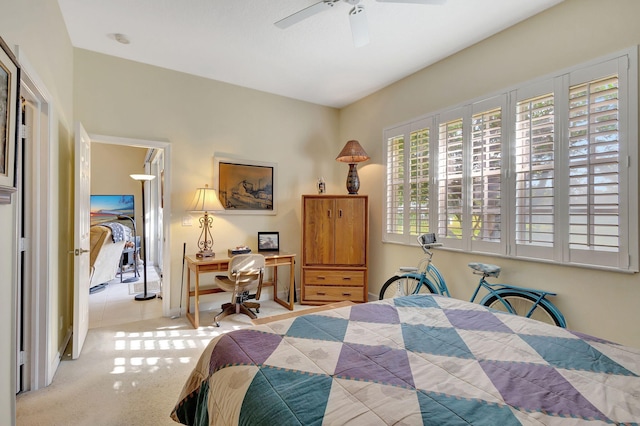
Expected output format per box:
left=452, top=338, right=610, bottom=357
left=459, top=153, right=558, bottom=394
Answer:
left=301, top=195, right=368, bottom=304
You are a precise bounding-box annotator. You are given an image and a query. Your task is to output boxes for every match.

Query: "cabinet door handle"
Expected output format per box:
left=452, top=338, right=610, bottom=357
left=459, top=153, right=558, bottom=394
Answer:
left=339, top=209, right=343, bottom=218
left=342, top=292, right=351, bottom=296
left=342, top=277, right=351, bottom=280
left=327, top=209, right=332, bottom=218
left=317, top=291, right=326, bottom=296
left=317, top=276, right=326, bottom=280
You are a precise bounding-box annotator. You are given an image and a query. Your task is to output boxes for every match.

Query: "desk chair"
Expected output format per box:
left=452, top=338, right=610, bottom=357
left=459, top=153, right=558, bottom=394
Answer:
left=213, top=254, right=265, bottom=326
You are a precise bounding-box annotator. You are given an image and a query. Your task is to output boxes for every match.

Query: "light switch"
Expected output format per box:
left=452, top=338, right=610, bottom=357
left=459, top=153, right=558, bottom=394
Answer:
left=182, top=216, right=193, bottom=226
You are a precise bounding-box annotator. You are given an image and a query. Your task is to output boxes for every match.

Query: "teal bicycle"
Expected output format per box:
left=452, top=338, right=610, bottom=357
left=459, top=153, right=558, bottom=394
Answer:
left=379, top=233, right=567, bottom=327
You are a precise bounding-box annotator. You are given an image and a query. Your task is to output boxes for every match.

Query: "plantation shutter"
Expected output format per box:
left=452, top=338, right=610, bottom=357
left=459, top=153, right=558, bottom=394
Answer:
left=514, top=92, right=556, bottom=259
left=385, top=132, right=405, bottom=237
left=437, top=113, right=464, bottom=248
left=383, top=118, right=433, bottom=244
left=409, top=128, right=430, bottom=236
left=470, top=104, right=503, bottom=252
left=567, top=73, right=623, bottom=267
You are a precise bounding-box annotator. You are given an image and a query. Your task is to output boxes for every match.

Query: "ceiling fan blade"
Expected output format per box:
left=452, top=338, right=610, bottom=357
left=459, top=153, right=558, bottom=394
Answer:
left=376, top=0, right=446, bottom=4
left=349, top=5, right=369, bottom=47
left=275, top=1, right=338, bottom=29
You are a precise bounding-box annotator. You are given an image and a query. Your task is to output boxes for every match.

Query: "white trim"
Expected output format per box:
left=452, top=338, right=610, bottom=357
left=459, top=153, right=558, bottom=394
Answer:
left=15, top=46, right=54, bottom=390
left=89, top=133, right=172, bottom=316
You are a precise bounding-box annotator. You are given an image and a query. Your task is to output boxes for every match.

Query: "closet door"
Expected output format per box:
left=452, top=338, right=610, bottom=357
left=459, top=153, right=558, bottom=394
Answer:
left=302, top=197, right=335, bottom=265
left=334, top=197, right=366, bottom=265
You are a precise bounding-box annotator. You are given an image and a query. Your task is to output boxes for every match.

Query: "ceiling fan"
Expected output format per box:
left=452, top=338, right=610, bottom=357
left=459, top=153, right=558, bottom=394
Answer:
left=274, top=0, right=446, bottom=48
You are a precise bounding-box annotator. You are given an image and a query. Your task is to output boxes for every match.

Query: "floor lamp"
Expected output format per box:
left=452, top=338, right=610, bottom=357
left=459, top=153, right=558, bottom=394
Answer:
left=100, top=209, right=140, bottom=283
left=131, top=173, right=156, bottom=301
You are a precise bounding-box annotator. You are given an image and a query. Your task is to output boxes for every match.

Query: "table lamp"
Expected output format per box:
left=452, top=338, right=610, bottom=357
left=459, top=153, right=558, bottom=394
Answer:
left=336, top=139, right=370, bottom=195
left=188, top=184, right=225, bottom=258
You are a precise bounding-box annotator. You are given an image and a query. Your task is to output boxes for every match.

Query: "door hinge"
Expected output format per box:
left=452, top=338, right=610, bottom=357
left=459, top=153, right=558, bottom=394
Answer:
left=20, top=124, right=27, bottom=139
left=19, top=237, right=27, bottom=252
left=18, top=351, right=26, bottom=366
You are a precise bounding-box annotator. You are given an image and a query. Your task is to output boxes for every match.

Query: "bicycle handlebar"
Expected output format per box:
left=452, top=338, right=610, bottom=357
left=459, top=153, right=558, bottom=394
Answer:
left=422, top=243, right=443, bottom=249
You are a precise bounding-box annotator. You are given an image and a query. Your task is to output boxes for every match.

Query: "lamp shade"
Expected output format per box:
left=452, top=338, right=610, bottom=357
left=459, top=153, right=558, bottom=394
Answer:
left=130, top=174, right=156, bottom=181
left=188, top=185, right=225, bottom=212
left=336, top=140, right=370, bottom=163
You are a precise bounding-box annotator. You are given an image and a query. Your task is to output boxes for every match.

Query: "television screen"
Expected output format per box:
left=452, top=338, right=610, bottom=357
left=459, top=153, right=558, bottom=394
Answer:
left=90, top=194, right=135, bottom=225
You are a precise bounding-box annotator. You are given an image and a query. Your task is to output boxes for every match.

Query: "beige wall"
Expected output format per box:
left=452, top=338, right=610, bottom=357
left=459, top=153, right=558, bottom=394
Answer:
left=73, top=49, right=342, bottom=311
left=341, top=0, right=640, bottom=348
left=0, top=0, right=74, bottom=423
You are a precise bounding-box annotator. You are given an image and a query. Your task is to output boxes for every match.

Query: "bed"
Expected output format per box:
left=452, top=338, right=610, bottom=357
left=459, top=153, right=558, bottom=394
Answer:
left=171, top=294, right=640, bottom=425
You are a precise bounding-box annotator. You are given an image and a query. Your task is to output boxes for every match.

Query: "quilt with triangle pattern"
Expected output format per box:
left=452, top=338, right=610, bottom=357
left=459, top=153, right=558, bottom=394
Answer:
left=171, top=295, right=640, bottom=425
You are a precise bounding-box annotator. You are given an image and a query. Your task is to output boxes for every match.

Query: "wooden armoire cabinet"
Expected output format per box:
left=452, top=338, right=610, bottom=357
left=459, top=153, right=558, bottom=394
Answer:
left=301, top=195, right=368, bottom=304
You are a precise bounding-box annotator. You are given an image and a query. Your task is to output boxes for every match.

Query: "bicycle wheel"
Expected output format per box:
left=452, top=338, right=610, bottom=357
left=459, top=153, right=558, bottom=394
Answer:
left=482, top=291, right=563, bottom=327
left=379, top=275, right=434, bottom=300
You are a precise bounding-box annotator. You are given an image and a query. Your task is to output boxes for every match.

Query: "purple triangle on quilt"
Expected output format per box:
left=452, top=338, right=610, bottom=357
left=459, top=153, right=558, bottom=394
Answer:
left=349, top=302, right=400, bottom=324
left=444, top=308, right=513, bottom=333
left=480, top=360, right=609, bottom=422
left=334, top=342, right=414, bottom=388
left=208, top=329, right=283, bottom=374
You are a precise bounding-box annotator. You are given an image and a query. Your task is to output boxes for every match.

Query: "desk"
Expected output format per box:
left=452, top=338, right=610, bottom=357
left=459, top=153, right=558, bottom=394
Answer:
left=185, top=252, right=296, bottom=328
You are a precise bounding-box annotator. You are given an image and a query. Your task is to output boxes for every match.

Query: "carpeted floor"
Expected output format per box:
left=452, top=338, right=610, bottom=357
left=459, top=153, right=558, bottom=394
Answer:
left=16, top=298, right=314, bottom=426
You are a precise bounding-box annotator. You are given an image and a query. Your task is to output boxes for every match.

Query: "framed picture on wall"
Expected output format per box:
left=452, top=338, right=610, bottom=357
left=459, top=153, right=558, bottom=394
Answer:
left=0, top=36, right=20, bottom=203
left=214, top=154, right=277, bottom=215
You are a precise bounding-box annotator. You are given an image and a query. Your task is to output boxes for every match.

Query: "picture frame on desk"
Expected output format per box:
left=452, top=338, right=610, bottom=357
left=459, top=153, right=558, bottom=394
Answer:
left=0, top=36, right=20, bottom=204
left=258, top=232, right=279, bottom=252
left=213, top=154, right=276, bottom=215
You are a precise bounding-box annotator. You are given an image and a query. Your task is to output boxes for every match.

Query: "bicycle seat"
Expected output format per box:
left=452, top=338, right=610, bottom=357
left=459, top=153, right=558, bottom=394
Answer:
left=468, top=262, right=501, bottom=278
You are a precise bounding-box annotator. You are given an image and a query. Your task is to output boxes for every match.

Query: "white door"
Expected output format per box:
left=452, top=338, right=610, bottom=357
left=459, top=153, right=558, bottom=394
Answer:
left=72, top=122, right=91, bottom=359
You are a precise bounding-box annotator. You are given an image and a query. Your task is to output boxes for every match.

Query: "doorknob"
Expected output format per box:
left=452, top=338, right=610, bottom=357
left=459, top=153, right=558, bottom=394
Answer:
left=70, top=248, right=90, bottom=256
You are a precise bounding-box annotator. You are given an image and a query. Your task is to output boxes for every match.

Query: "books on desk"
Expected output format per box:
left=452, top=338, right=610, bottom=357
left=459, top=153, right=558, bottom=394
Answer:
left=228, top=246, right=251, bottom=256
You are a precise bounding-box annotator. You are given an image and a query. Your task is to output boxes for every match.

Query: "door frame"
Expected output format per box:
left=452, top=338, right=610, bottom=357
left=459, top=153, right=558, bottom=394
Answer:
left=88, top=134, right=172, bottom=316
left=16, top=47, right=55, bottom=391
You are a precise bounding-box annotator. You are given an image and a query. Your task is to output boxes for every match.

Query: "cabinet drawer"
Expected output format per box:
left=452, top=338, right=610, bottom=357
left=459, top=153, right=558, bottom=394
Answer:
left=303, top=270, right=365, bottom=286
left=304, top=285, right=365, bottom=302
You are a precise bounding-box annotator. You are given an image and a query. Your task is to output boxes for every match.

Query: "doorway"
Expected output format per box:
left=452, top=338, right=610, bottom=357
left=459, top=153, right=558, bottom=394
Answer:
left=87, top=142, right=166, bottom=328
left=87, top=134, right=172, bottom=324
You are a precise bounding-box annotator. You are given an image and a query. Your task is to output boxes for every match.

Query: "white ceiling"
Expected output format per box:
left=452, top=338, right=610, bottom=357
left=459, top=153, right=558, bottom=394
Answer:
left=57, top=0, right=564, bottom=108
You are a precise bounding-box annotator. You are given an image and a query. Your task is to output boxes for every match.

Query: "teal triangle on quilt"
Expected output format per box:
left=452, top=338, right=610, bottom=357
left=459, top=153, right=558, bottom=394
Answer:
left=349, top=302, right=400, bottom=324
left=417, top=390, right=520, bottom=425
left=520, top=334, right=638, bottom=376
left=480, top=360, right=609, bottom=422
left=286, top=314, right=349, bottom=342
left=334, top=343, right=414, bottom=388
left=393, top=294, right=442, bottom=309
left=402, top=323, right=474, bottom=359
left=239, top=366, right=332, bottom=425
left=173, top=379, right=210, bottom=426
left=208, top=329, right=283, bottom=374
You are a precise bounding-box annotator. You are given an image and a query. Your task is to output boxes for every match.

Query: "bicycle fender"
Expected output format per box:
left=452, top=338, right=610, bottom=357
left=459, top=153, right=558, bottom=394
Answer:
left=399, top=273, right=439, bottom=294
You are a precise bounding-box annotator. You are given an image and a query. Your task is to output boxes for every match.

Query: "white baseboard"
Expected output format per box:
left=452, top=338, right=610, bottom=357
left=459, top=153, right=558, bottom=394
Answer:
left=49, top=326, right=72, bottom=385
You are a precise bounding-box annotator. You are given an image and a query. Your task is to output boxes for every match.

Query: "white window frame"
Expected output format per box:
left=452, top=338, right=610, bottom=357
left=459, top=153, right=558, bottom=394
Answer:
left=383, top=47, right=638, bottom=272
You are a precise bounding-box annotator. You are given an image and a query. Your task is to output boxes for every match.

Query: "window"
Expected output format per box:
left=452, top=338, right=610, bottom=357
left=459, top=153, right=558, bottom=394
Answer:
left=383, top=49, right=638, bottom=272
left=384, top=118, right=433, bottom=245
left=437, top=116, right=464, bottom=243
left=471, top=107, right=503, bottom=243
left=514, top=92, right=556, bottom=258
